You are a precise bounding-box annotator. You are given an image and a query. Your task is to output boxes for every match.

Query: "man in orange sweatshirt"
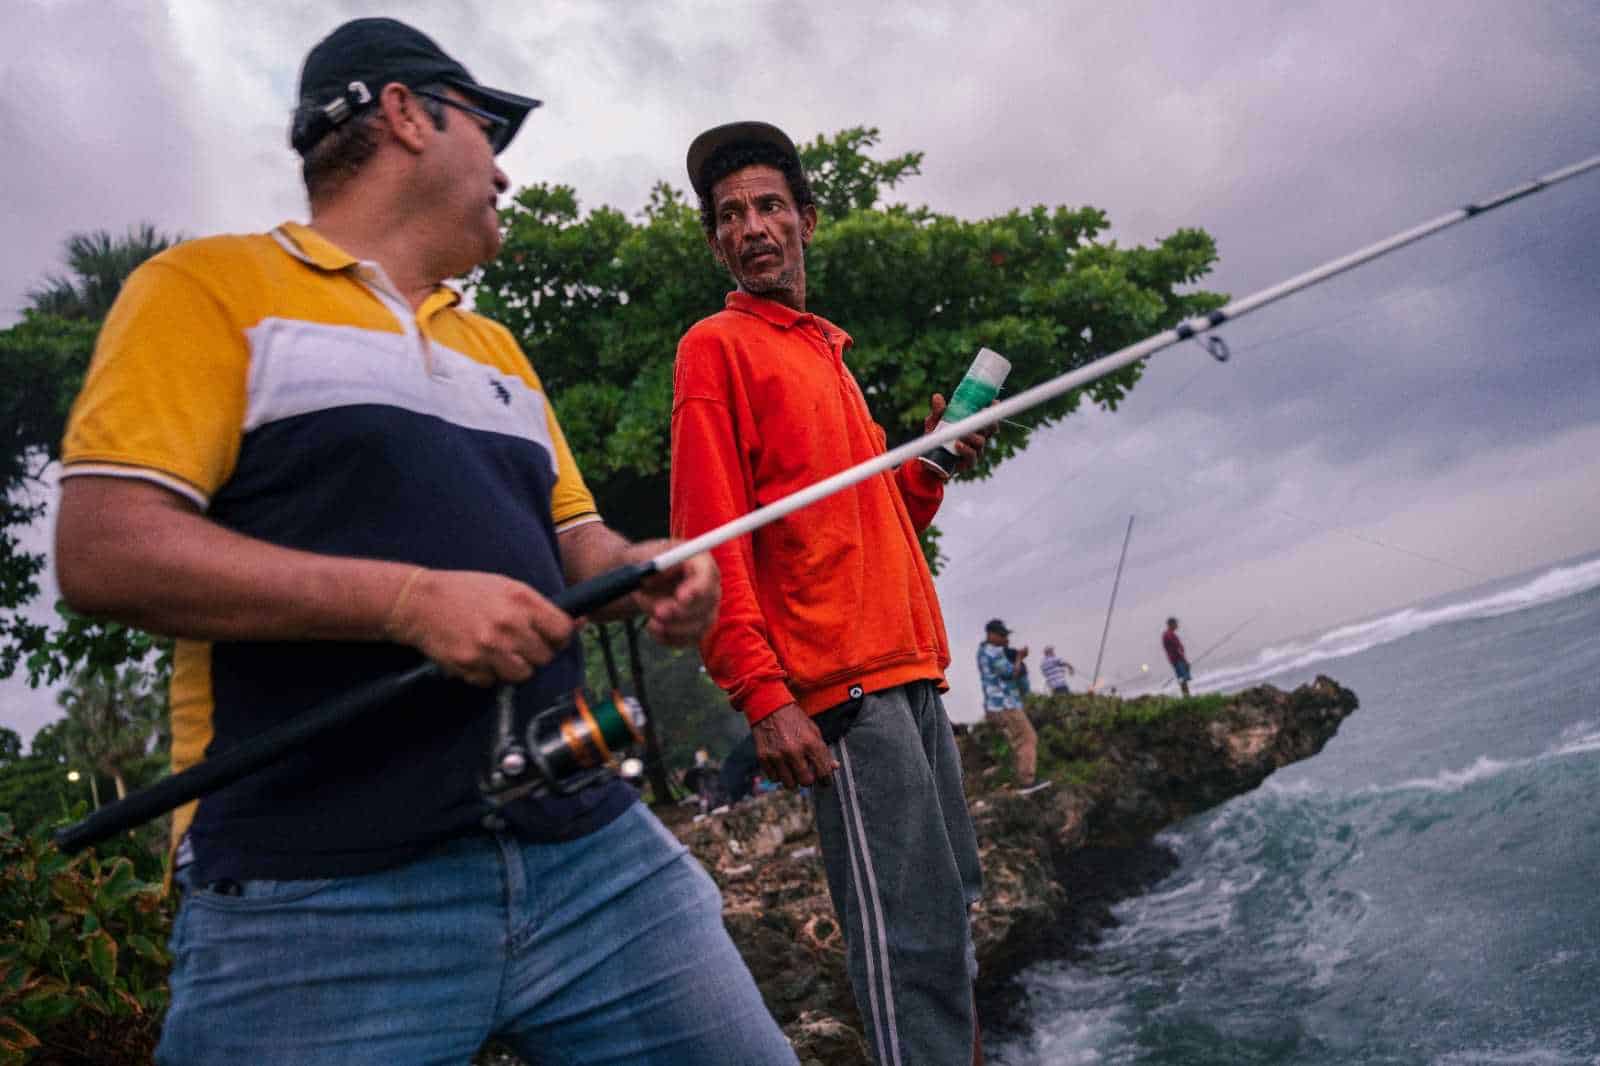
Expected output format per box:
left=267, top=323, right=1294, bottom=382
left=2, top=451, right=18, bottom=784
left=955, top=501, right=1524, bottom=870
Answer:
left=671, top=121, right=992, bottom=1066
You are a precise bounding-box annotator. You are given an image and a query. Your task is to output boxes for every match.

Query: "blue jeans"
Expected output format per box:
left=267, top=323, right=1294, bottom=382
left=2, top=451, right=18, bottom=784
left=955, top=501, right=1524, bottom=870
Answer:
left=157, top=804, right=797, bottom=1065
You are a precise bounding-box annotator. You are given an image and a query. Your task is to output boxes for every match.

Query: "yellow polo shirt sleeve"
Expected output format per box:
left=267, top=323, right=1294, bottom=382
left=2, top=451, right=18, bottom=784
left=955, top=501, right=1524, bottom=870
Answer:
left=61, top=256, right=250, bottom=507
left=532, top=369, right=600, bottom=531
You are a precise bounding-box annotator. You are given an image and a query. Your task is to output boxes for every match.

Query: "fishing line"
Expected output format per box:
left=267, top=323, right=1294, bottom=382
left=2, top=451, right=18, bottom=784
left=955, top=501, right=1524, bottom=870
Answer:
left=939, top=206, right=1600, bottom=581
left=937, top=257, right=1591, bottom=595
left=1267, top=507, right=1481, bottom=580
left=1217, top=204, right=1600, bottom=363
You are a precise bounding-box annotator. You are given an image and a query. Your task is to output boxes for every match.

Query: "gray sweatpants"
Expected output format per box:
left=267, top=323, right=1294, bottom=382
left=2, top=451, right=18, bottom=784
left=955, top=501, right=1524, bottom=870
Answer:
left=812, top=681, right=984, bottom=1066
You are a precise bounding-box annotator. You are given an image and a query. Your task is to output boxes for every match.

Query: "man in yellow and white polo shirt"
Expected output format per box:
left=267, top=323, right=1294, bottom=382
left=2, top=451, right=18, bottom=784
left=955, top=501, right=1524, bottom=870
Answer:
left=54, top=17, right=795, bottom=1066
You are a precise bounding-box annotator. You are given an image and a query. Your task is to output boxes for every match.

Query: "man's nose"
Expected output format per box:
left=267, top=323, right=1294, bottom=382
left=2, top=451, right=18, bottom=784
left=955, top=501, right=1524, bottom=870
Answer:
left=738, top=208, right=769, bottom=237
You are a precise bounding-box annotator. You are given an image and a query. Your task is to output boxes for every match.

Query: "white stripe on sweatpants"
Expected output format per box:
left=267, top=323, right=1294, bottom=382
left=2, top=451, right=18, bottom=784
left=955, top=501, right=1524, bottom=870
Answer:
left=835, top=736, right=903, bottom=1066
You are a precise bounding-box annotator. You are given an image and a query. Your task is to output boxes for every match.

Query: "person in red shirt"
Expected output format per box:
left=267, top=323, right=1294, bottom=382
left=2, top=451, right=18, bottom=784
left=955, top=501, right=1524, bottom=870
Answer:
left=671, top=121, right=993, bottom=1066
left=1163, top=616, right=1192, bottom=697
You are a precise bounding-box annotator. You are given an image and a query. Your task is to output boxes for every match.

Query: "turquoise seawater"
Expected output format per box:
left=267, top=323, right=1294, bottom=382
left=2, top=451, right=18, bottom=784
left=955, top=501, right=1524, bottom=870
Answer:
left=992, top=554, right=1600, bottom=1065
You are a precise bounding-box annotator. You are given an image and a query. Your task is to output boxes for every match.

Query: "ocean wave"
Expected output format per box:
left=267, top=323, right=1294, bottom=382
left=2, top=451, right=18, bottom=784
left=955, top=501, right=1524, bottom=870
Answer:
left=1433, top=1041, right=1594, bottom=1066
left=1553, top=723, right=1600, bottom=758
left=1364, top=725, right=1600, bottom=796
left=1194, top=556, right=1600, bottom=692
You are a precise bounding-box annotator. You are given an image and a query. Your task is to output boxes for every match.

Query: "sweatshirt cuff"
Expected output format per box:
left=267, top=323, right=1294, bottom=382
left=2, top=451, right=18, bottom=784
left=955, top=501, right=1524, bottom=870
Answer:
left=741, top=681, right=799, bottom=726
left=902, top=457, right=949, bottom=495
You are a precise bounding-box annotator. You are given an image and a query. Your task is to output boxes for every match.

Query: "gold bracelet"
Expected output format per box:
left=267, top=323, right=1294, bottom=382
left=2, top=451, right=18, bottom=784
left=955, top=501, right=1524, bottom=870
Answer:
left=382, top=566, right=427, bottom=640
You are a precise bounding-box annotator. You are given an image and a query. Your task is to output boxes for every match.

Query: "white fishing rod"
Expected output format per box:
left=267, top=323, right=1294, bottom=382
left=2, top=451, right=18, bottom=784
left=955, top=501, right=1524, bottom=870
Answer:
left=58, top=152, right=1600, bottom=853
left=649, top=152, right=1600, bottom=574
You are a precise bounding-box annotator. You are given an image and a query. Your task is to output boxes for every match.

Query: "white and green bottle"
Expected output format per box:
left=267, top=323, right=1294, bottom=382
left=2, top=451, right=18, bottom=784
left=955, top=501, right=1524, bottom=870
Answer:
left=919, top=347, right=1011, bottom=476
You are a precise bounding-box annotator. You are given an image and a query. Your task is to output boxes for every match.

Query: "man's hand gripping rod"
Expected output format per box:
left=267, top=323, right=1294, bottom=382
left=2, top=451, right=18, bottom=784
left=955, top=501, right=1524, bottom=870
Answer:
left=54, top=152, right=1599, bottom=855
left=52, top=569, right=649, bottom=854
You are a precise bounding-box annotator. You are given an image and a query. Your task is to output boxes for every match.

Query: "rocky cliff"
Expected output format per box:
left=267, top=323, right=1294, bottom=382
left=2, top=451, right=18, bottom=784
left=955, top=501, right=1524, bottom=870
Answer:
left=672, top=676, right=1360, bottom=1065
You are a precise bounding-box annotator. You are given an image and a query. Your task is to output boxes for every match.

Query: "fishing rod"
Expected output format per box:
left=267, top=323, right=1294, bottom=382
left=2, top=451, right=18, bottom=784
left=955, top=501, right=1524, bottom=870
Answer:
left=1088, top=515, right=1136, bottom=693
left=647, top=153, right=1600, bottom=577
left=55, top=152, right=1600, bottom=853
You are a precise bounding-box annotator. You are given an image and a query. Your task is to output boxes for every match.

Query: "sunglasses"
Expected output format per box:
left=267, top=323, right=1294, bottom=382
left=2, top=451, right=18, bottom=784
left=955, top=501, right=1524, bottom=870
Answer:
left=414, top=90, right=512, bottom=154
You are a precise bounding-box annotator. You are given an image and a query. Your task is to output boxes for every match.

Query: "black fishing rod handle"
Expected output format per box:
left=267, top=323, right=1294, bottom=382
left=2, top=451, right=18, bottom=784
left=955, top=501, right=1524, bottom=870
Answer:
left=53, top=660, right=444, bottom=854
left=551, top=560, right=655, bottom=618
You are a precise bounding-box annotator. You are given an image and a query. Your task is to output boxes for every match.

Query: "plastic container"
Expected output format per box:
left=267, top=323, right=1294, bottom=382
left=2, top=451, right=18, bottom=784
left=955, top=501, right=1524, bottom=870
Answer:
left=919, top=347, right=1011, bottom=476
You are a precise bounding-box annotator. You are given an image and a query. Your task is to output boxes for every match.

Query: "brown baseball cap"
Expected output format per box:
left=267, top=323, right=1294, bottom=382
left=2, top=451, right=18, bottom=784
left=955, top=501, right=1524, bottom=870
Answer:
left=685, top=121, right=801, bottom=200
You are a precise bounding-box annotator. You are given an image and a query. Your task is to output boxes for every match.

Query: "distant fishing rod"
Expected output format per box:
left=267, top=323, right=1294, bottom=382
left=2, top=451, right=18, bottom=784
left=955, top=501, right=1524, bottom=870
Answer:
left=1088, top=515, right=1136, bottom=693
left=56, top=152, right=1600, bottom=853
left=1154, top=609, right=1267, bottom=692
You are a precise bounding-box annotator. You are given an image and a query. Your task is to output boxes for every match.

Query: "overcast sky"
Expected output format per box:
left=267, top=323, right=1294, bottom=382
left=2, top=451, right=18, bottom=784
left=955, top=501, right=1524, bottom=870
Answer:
left=2, top=0, right=1597, bottom=743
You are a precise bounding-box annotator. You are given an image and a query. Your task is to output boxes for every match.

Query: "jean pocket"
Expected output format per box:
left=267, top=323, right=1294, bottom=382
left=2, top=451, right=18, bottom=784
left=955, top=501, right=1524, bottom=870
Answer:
left=187, top=875, right=337, bottom=911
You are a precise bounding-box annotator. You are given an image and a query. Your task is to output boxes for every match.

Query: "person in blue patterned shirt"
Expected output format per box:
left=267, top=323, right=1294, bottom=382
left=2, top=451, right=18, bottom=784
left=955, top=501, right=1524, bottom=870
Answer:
left=976, top=619, right=1037, bottom=787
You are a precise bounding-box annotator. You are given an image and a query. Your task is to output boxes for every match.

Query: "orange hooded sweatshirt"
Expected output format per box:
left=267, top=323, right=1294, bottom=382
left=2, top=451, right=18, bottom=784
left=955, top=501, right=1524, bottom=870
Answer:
left=670, top=292, right=951, bottom=724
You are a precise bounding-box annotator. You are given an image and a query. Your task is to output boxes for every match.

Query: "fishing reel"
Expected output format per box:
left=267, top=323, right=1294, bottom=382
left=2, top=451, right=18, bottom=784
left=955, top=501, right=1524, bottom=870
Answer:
left=481, top=685, right=646, bottom=810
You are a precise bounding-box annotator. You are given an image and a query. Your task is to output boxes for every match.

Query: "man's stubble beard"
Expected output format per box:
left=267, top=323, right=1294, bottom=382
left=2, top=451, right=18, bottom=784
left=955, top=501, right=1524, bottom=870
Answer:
left=735, top=263, right=802, bottom=302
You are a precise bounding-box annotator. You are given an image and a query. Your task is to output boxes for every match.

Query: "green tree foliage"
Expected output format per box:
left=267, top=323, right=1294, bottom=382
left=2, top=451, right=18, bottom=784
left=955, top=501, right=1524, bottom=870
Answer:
left=581, top=625, right=745, bottom=776
left=0, top=314, right=100, bottom=680
left=1, top=227, right=180, bottom=688
left=55, top=665, right=167, bottom=804
left=0, top=728, right=89, bottom=846
left=0, top=754, right=79, bottom=842
left=798, top=126, right=924, bottom=218
left=626, top=641, right=745, bottom=770
left=475, top=182, right=723, bottom=540
left=28, top=720, right=71, bottom=765
left=26, top=225, right=181, bottom=322
left=475, top=126, right=1225, bottom=562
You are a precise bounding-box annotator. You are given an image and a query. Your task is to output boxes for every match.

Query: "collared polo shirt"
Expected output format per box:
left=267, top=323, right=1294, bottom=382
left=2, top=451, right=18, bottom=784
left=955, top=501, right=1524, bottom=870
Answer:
left=671, top=292, right=952, bottom=723
left=61, top=222, right=634, bottom=881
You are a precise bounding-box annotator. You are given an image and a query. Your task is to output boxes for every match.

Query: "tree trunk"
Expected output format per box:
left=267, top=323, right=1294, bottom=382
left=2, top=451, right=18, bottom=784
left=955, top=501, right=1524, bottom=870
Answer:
left=623, top=619, right=677, bottom=805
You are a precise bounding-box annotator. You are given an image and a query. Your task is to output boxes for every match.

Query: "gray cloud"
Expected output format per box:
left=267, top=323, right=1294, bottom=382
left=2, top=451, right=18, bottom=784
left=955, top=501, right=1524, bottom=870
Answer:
left=0, top=1, right=200, bottom=321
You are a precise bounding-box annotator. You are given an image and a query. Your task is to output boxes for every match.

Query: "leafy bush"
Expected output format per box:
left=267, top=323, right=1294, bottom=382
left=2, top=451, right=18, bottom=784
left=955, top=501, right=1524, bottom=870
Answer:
left=0, top=813, right=172, bottom=1065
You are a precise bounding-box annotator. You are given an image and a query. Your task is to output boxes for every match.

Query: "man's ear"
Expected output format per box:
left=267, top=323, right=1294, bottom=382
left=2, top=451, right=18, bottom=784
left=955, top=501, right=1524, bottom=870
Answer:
left=800, top=202, right=818, bottom=247
left=378, top=83, right=429, bottom=154
left=706, top=232, right=725, bottom=266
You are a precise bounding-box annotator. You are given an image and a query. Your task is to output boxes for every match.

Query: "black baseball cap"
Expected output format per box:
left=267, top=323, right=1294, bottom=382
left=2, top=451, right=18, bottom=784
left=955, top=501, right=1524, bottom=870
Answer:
left=292, top=18, right=540, bottom=156
left=985, top=618, right=1010, bottom=635
left=686, top=121, right=801, bottom=200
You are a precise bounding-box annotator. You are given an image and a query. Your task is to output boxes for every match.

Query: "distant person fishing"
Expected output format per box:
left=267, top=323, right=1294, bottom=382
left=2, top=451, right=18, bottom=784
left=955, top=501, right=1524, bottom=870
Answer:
left=1040, top=646, right=1077, bottom=694
left=977, top=619, right=1043, bottom=791
left=1163, top=617, right=1192, bottom=697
